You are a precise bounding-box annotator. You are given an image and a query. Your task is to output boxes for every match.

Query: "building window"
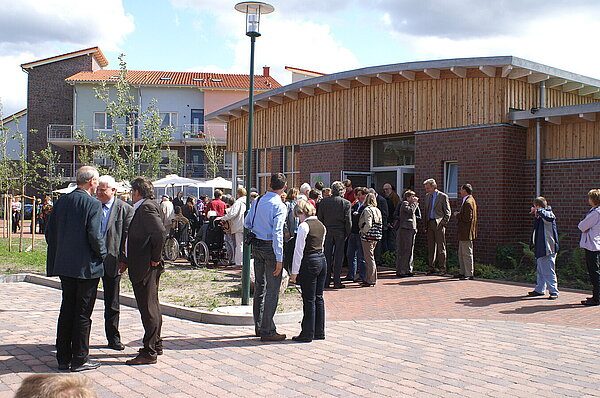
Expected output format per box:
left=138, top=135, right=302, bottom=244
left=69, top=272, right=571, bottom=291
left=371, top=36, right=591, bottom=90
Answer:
left=94, top=112, right=112, bottom=130
left=159, top=112, right=178, bottom=128
left=93, top=150, right=113, bottom=167
left=444, top=161, right=458, bottom=198
left=236, top=152, right=246, bottom=189
left=224, top=152, right=233, bottom=170
left=257, top=149, right=269, bottom=193
left=372, top=137, right=415, bottom=167
left=282, top=145, right=299, bottom=188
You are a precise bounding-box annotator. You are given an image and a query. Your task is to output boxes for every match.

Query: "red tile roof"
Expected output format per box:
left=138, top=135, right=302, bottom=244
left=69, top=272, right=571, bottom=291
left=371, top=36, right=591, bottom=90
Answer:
left=21, top=47, right=108, bottom=69
left=65, top=69, right=281, bottom=90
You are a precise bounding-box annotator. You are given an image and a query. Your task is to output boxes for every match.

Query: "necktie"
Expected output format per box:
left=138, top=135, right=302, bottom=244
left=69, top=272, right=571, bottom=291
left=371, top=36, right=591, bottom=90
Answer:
left=102, top=204, right=109, bottom=235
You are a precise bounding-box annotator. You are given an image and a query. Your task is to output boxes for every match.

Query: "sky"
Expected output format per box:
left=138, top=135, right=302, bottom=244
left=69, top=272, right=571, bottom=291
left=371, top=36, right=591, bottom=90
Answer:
left=1, top=0, right=600, bottom=117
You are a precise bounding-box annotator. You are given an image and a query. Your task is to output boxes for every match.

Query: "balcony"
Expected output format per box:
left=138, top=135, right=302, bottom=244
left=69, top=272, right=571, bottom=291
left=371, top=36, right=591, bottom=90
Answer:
left=47, top=124, right=226, bottom=149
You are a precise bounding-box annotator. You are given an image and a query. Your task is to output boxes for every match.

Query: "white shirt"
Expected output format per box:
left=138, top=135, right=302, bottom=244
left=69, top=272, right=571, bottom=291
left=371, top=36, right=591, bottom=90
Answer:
left=462, top=195, right=470, bottom=206
left=291, top=216, right=326, bottom=275
left=579, top=207, right=600, bottom=251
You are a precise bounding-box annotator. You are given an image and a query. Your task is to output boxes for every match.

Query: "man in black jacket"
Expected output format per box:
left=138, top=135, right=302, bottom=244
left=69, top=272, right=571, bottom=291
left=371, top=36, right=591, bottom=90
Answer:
left=317, top=181, right=352, bottom=289
left=45, top=166, right=107, bottom=372
left=96, top=175, right=133, bottom=351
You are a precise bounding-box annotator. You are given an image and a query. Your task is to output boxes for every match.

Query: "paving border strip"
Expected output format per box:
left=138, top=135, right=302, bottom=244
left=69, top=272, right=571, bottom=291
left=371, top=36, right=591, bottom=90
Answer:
left=0, top=273, right=302, bottom=326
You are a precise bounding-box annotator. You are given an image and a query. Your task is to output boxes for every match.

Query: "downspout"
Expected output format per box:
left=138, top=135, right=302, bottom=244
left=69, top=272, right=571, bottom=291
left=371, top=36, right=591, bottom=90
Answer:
left=535, top=81, right=546, bottom=197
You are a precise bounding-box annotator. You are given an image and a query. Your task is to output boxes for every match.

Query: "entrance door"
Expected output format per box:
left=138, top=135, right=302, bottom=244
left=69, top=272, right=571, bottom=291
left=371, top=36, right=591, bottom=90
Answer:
left=342, top=171, right=371, bottom=189
left=190, top=148, right=204, bottom=178
left=372, top=166, right=415, bottom=194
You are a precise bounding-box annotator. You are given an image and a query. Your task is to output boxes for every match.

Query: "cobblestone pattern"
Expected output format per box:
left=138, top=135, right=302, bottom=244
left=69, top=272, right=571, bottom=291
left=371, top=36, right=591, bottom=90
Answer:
left=1, top=282, right=600, bottom=397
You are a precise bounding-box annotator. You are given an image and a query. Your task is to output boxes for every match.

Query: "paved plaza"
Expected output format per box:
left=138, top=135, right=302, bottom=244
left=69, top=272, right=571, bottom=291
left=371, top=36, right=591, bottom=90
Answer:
left=1, top=273, right=600, bottom=397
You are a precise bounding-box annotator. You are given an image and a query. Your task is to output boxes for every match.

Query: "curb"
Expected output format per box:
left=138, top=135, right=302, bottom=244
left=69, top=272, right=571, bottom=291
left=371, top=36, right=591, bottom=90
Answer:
left=0, top=274, right=302, bottom=326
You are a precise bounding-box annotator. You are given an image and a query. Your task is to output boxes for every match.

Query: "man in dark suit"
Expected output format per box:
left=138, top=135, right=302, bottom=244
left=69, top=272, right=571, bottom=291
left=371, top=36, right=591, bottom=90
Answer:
left=454, top=184, right=478, bottom=280
left=45, top=166, right=107, bottom=372
left=422, top=178, right=451, bottom=274
left=317, top=181, right=351, bottom=289
left=372, top=188, right=389, bottom=266
left=394, top=190, right=420, bottom=277
left=122, top=177, right=166, bottom=365
left=96, top=175, right=133, bottom=350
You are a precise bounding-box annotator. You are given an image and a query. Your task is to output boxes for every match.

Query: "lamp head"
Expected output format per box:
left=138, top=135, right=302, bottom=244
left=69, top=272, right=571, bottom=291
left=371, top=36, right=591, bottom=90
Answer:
left=235, top=2, right=275, bottom=37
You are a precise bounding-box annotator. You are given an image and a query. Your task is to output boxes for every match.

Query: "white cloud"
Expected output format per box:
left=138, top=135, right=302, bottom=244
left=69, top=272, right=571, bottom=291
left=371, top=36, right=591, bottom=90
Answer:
left=0, top=0, right=134, bottom=115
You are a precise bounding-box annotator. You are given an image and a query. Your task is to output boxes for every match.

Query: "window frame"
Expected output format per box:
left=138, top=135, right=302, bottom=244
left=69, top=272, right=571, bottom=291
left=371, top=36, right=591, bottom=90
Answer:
left=159, top=112, right=178, bottom=128
left=444, top=161, right=458, bottom=199
left=93, top=112, right=112, bottom=131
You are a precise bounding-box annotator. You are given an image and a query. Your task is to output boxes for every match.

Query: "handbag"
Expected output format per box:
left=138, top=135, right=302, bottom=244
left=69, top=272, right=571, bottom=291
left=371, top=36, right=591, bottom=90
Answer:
left=244, top=195, right=262, bottom=245
left=362, top=208, right=383, bottom=241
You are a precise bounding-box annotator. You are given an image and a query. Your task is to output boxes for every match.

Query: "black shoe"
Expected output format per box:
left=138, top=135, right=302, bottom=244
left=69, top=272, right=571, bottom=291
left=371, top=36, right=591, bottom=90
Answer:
left=361, top=282, right=375, bottom=287
left=342, top=276, right=354, bottom=281
left=353, top=278, right=364, bottom=283
left=397, top=273, right=414, bottom=278
left=71, top=361, right=100, bottom=372
left=467, top=276, right=474, bottom=280
left=527, top=290, right=545, bottom=297
left=292, top=335, right=312, bottom=343
left=58, top=362, right=70, bottom=371
left=108, top=342, right=125, bottom=351
left=548, top=293, right=558, bottom=300
left=458, top=275, right=467, bottom=280
left=454, top=274, right=464, bottom=279
left=582, top=298, right=600, bottom=306
left=332, top=284, right=346, bottom=289
left=314, top=335, right=325, bottom=340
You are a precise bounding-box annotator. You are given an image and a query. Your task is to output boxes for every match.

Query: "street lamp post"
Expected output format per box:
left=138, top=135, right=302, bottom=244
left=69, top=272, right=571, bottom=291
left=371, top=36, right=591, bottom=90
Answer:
left=235, top=1, right=274, bottom=306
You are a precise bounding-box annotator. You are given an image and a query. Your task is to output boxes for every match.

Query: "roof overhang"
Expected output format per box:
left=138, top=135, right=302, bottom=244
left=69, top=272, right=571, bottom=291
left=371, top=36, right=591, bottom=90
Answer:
left=1, top=109, right=27, bottom=124
left=207, top=56, right=600, bottom=122
left=509, top=102, right=600, bottom=125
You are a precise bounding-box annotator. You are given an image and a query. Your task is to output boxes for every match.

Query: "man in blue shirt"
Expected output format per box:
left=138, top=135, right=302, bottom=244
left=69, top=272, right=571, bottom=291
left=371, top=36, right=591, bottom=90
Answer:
left=244, top=173, right=288, bottom=341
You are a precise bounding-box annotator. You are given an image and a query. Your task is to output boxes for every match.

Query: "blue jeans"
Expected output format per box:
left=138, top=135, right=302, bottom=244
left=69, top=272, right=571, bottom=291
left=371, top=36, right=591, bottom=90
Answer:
left=346, top=233, right=365, bottom=280
left=252, top=240, right=282, bottom=337
left=535, top=253, right=559, bottom=295
left=298, top=252, right=327, bottom=338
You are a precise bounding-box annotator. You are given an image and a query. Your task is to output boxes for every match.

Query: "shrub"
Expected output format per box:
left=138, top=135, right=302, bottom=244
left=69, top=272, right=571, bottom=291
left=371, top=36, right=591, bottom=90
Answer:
left=496, top=245, right=518, bottom=270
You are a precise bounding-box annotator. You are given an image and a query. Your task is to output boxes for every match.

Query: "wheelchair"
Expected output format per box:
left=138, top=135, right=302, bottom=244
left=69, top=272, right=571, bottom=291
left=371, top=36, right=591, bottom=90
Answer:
left=163, top=219, right=193, bottom=262
left=190, top=215, right=234, bottom=267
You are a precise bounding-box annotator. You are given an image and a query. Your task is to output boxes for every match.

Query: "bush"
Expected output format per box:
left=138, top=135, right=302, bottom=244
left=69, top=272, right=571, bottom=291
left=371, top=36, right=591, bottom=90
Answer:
left=475, top=263, right=507, bottom=280
left=496, top=245, right=518, bottom=270
left=381, top=251, right=395, bottom=268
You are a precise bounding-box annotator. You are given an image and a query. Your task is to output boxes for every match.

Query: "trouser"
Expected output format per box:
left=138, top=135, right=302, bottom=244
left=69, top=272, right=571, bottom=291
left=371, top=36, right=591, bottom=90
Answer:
left=298, top=252, right=327, bottom=339
left=283, top=236, right=296, bottom=273
left=585, top=249, right=600, bottom=300
left=427, top=220, right=447, bottom=272
left=346, top=233, right=365, bottom=280
left=361, top=240, right=378, bottom=285
left=102, top=273, right=121, bottom=345
left=534, top=253, right=559, bottom=295
left=232, top=232, right=244, bottom=266
left=12, top=211, right=20, bottom=233
left=458, top=240, right=474, bottom=277
left=252, top=240, right=282, bottom=337
left=132, top=268, right=163, bottom=357
left=56, top=276, right=99, bottom=367
left=382, top=227, right=396, bottom=253
left=324, top=232, right=345, bottom=286
left=396, top=228, right=416, bottom=275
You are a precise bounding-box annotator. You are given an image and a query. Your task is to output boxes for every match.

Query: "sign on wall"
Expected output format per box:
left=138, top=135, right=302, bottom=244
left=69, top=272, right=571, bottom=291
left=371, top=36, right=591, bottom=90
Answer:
left=310, top=172, right=330, bottom=188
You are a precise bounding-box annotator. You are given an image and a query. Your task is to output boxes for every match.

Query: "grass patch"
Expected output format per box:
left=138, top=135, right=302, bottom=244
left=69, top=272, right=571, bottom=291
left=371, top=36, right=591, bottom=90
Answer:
left=0, top=237, right=47, bottom=275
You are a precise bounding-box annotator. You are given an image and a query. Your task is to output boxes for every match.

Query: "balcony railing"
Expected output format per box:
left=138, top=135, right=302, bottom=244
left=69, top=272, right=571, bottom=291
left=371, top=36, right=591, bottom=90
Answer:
left=48, top=124, right=225, bottom=145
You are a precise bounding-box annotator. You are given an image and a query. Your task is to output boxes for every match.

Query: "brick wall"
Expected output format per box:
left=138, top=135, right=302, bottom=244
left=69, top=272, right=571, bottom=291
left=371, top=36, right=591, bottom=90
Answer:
left=415, top=124, right=530, bottom=264
left=524, top=160, right=600, bottom=251
left=26, top=54, right=97, bottom=165
left=297, top=139, right=370, bottom=186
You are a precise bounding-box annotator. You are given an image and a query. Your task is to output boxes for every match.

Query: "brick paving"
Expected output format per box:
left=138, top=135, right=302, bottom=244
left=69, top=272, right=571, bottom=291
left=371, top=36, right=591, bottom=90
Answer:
left=0, top=277, right=599, bottom=397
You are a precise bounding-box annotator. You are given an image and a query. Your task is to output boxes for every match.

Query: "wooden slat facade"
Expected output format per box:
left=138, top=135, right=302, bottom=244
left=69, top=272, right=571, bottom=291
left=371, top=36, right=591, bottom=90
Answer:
left=227, top=74, right=598, bottom=153
left=526, top=120, right=600, bottom=160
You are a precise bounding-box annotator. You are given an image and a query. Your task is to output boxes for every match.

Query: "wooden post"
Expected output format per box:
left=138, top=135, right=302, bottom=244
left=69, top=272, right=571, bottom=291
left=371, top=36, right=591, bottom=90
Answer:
left=19, top=194, right=24, bottom=253
left=31, top=196, right=36, bottom=251
left=1, top=194, right=5, bottom=239
left=7, top=195, right=12, bottom=252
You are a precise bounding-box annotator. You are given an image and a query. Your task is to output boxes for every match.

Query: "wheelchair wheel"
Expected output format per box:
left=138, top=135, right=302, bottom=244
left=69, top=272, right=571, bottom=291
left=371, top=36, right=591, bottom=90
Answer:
left=192, top=241, right=209, bottom=268
left=219, top=239, right=235, bottom=266
left=163, top=237, right=179, bottom=261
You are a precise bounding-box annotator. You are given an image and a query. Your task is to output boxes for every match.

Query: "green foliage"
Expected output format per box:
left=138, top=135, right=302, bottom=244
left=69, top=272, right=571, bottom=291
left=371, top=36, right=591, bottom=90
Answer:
left=474, top=263, right=507, bottom=280
left=0, top=238, right=47, bottom=274
left=381, top=250, right=395, bottom=268
left=495, top=245, right=518, bottom=269
left=31, top=144, right=64, bottom=196
left=204, top=128, right=223, bottom=179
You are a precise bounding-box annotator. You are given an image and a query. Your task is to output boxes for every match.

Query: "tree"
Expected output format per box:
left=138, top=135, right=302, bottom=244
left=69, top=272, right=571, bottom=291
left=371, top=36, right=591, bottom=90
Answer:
left=32, top=145, right=64, bottom=196
left=75, top=54, right=181, bottom=181
left=204, top=127, right=224, bottom=180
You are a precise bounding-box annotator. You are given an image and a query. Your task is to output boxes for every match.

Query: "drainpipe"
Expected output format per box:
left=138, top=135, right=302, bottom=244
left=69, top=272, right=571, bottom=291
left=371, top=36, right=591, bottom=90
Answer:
left=535, top=81, right=546, bottom=197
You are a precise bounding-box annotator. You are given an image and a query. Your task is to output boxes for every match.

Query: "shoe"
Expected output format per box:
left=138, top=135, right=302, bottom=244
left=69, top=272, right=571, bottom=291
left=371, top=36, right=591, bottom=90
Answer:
left=332, top=284, right=346, bottom=289
left=467, top=276, right=474, bottom=280
left=342, top=276, right=354, bottom=281
left=397, top=273, right=414, bottom=278
left=314, top=335, right=325, bottom=340
left=361, top=282, right=375, bottom=287
left=527, top=290, right=545, bottom=297
left=156, top=347, right=163, bottom=356
left=353, top=279, right=364, bottom=283
left=581, top=298, right=600, bottom=306
left=58, top=362, right=70, bottom=371
left=70, top=361, right=100, bottom=372
left=126, top=353, right=157, bottom=365
left=107, top=342, right=125, bottom=351
left=260, top=333, right=286, bottom=342
left=548, top=293, right=558, bottom=300
left=292, top=335, right=312, bottom=343
left=458, top=275, right=467, bottom=280
left=453, top=274, right=464, bottom=278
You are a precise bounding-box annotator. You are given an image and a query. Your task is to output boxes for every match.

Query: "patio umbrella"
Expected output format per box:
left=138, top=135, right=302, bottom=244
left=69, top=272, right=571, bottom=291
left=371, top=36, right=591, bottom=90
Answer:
left=151, top=174, right=203, bottom=188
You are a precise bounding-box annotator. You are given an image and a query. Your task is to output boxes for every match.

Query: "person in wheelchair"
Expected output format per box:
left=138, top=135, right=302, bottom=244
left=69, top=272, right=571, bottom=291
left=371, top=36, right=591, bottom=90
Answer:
left=170, top=206, right=191, bottom=257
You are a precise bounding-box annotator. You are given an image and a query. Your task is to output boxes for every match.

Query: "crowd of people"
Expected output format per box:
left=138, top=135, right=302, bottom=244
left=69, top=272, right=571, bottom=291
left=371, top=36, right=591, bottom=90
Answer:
left=40, top=165, right=600, bottom=374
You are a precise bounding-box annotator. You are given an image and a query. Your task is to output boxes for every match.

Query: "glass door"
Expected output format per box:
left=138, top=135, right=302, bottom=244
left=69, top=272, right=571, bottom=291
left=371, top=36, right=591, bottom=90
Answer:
left=372, top=166, right=414, bottom=194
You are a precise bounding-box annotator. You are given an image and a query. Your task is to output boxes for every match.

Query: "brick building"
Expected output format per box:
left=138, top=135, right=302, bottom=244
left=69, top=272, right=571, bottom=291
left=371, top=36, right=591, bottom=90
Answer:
left=207, top=56, right=600, bottom=264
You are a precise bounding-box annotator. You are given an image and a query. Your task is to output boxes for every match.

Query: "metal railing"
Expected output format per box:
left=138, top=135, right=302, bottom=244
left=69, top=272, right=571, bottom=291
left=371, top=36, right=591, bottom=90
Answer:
left=48, top=124, right=225, bottom=145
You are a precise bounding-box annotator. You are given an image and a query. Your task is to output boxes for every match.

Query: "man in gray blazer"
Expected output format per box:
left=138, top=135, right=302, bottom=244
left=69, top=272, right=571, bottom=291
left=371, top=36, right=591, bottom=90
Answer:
left=96, top=175, right=133, bottom=351
left=394, top=190, right=420, bottom=277
left=45, top=166, right=106, bottom=372
left=317, top=181, right=352, bottom=289
left=422, top=178, right=451, bottom=274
